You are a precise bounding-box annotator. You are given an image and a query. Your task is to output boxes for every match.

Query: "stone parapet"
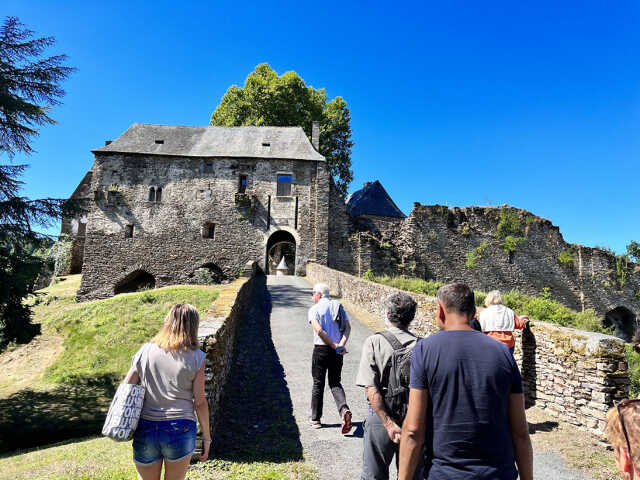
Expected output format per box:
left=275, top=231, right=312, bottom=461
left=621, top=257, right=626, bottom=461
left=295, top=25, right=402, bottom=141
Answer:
left=194, top=262, right=266, bottom=456
left=306, top=262, right=629, bottom=437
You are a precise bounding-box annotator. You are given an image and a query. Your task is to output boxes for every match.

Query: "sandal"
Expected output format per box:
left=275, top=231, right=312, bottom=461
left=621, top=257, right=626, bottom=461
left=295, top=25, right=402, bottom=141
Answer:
left=341, top=410, right=352, bottom=434
left=309, top=419, right=321, bottom=429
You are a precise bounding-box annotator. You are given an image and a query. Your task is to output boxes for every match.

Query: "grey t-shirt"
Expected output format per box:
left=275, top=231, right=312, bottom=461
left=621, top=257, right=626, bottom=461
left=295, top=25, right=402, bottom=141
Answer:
left=132, top=342, right=206, bottom=422
left=356, top=326, right=419, bottom=389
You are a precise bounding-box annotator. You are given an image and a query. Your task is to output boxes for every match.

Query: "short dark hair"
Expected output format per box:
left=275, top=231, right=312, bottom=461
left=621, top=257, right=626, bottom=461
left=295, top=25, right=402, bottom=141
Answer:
left=436, top=283, right=475, bottom=316
left=385, top=292, right=417, bottom=326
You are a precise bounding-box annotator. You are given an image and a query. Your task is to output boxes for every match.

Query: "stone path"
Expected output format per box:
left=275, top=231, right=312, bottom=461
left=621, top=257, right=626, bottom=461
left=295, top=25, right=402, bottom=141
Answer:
left=266, top=275, right=597, bottom=480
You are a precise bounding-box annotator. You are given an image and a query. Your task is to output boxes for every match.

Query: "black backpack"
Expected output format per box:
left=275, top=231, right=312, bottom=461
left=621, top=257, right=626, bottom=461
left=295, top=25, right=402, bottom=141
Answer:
left=376, top=330, right=417, bottom=425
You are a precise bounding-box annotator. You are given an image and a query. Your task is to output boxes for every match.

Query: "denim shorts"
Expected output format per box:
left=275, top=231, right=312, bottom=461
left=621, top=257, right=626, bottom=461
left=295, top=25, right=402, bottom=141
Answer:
left=132, top=418, right=196, bottom=465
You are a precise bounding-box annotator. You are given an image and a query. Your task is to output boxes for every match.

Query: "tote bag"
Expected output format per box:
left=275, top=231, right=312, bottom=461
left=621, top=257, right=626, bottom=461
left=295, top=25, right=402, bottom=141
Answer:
left=102, top=344, right=148, bottom=441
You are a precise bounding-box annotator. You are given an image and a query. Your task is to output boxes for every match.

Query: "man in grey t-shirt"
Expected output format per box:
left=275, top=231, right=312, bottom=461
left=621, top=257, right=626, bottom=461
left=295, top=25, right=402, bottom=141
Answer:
left=356, top=292, right=423, bottom=480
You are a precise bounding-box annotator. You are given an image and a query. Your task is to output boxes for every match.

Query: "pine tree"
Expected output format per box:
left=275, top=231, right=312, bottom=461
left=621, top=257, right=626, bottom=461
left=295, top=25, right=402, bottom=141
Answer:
left=0, top=16, right=74, bottom=349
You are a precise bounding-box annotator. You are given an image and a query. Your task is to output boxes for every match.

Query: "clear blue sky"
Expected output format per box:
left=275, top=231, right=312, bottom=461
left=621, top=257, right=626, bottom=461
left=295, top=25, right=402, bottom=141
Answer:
left=5, top=0, right=639, bottom=253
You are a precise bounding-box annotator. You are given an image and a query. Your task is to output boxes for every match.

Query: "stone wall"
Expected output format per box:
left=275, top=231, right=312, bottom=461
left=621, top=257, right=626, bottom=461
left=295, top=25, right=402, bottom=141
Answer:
left=351, top=204, right=640, bottom=340
left=306, top=262, right=629, bottom=437
left=195, top=262, right=266, bottom=455
left=77, top=153, right=327, bottom=300
left=60, top=170, right=93, bottom=275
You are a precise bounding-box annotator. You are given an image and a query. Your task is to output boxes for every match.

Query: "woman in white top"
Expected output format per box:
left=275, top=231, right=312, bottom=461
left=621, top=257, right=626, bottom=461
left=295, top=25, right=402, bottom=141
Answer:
left=478, top=290, right=528, bottom=355
left=126, top=303, right=211, bottom=480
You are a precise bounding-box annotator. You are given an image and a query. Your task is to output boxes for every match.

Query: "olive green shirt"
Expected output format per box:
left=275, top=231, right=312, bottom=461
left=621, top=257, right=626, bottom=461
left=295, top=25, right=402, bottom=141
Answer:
left=356, top=326, right=419, bottom=389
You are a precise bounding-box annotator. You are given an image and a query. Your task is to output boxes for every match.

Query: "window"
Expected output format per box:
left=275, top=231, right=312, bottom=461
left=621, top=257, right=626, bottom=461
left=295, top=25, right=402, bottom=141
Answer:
left=148, top=187, right=162, bottom=202
left=202, top=223, right=215, bottom=239
left=155, top=139, right=164, bottom=145
left=277, top=174, right=292, bottom=196
left=204, top=162, right=213, bottom=173
left=238, top=175, right=247, bottom=193
left=125, top=224, right=134, bottom=238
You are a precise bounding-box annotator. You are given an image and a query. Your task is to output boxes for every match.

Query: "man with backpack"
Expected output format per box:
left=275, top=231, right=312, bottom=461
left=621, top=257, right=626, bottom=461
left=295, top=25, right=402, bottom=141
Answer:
left=356, top=292, right=424, bottom=480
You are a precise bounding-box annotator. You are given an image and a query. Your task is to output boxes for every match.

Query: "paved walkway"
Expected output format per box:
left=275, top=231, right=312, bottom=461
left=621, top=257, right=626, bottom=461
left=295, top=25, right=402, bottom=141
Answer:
left=267, top=275, right=595, bottom=480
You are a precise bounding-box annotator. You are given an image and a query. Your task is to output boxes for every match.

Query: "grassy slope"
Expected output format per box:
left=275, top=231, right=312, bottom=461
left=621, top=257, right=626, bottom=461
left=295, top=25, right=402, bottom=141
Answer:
left=0, top=278, right=317, bottom=480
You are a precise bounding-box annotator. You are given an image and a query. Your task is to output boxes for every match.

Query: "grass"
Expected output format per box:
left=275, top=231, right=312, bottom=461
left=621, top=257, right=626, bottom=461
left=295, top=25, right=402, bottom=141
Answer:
left=367, top=274, right=612, bottom=334
left=1, top=278, right=219, bottom=453
left=1, top=278, right=317, bottom=479
left=42, top=285, right=219, bottom=384
left=0, top=436, right=316, bottom=480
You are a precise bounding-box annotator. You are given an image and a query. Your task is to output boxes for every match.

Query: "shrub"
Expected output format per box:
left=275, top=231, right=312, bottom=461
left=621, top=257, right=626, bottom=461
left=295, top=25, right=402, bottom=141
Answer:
left=558, top=248, right=577, bottom=266
left=501, top=235, right=526, bottom=253
left=616, top=255, right=629, bottom=289
left=371, top=275, right=441, bottom=297
left=362, top=269, right=375, bottom=281
left=466, top=240, right=489, bottom=268
left=496, top=210, right=522, bottom=238
left=627, top=345, right=640, bottom=398
left=47, top=234, right=75, bottom=276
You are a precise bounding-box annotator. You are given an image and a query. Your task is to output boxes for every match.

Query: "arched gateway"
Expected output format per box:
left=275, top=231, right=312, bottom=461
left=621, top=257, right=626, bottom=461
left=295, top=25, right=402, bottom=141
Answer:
left=266, top=230, right=296, bottom=275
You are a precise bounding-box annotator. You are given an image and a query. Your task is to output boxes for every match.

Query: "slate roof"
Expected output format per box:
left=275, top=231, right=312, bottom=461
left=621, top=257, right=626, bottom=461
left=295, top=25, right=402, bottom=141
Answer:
left=346, top=180, right=406, bottom=218
left=92, top=124, right=325, bottom=161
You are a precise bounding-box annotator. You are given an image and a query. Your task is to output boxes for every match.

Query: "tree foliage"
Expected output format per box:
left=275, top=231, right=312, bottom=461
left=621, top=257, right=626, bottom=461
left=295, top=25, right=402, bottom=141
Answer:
left=627, top=241, right=640, bottom=263
left=210, top=63, right=354, bottom=196
left=0, top=16, right=74, bottom=349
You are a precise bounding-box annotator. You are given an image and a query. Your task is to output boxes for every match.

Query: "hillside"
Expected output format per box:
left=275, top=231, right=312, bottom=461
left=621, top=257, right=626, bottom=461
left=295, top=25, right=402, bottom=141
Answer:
left=0, top=277, right=220, bottom=456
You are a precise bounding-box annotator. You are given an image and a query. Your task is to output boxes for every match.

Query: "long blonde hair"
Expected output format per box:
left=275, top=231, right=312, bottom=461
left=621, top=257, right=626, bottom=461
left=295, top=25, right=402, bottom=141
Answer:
left=152, top=303, right=200, bottom=352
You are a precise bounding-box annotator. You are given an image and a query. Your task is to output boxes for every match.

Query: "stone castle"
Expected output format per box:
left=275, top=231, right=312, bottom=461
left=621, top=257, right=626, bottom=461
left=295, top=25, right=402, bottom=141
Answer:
left=63, top=122, right=640, bottom=340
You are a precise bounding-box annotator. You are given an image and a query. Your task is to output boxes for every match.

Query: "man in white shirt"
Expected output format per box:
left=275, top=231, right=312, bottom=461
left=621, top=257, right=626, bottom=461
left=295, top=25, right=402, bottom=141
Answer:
left=308, top=282, right=352, bottom=434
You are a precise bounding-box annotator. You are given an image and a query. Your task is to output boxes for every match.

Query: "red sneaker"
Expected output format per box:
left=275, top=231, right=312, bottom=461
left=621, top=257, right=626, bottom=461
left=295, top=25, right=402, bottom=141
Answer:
left=341, top=410, right=352, bottom=435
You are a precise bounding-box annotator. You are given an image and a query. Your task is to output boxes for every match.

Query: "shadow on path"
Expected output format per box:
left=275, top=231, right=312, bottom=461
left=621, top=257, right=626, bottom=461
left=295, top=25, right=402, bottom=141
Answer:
left=0, top=374, right=116, bottom=454
left=212, top=286, right=303, bottom=462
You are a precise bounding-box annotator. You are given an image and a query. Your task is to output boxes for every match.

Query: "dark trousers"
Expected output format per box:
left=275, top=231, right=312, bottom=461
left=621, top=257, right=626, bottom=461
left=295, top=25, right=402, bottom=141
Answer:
left=311, top=345, right=349, bottom=421
left=362, top=411, right=424, bottom=480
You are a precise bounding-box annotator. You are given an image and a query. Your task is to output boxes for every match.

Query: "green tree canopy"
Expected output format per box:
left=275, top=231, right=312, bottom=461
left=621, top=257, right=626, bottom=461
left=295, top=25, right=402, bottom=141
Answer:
left=210, top=63, right=354, bottom=196
left=0, top=16, right=74, bottom=349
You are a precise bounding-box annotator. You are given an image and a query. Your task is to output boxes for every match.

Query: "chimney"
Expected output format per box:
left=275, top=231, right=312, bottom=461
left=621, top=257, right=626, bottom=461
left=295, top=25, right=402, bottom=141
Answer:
left=105, top=140, right=112, bottom=146
left=311, top=121, right=320, bottom=151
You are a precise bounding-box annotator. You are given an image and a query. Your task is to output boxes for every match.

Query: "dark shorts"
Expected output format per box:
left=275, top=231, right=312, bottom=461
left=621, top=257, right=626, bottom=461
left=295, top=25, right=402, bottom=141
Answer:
left=132, top=418, right=196, bottom=465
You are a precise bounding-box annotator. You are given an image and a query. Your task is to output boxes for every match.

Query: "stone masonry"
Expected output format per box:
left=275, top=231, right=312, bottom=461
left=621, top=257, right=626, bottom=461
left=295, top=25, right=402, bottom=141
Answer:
left=306, top=262, right=629, bottom=437
left=74, top=124, right=330, bottom=300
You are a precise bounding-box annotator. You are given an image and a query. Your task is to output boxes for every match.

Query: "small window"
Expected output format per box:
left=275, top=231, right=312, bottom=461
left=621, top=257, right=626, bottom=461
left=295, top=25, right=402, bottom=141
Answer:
left=204, top=162, right=213, bottom=173
left=262, top=142, right=271, bottom=147
left=155, top=139, right=164, bottom=145
left=125, top=225, right=134, bottom=238
left=107, top=190, right=117, bottom=205
left=202, top=223, right=215, bottom=239
left=277, top=174, right=292, bottom=196
left=155, top=187, right=162, bottom=202
left=238, top=175, right=247, bottom=193
left=148, top=187, right=155, bottom=202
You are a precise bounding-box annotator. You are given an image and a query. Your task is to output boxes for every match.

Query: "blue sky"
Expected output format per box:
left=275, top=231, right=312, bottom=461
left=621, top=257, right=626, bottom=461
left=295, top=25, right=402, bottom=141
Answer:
left=5, top=1, right=639, bottom=253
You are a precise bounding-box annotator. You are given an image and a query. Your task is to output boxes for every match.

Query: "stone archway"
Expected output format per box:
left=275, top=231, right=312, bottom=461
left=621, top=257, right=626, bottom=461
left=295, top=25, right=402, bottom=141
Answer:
left=266, top=230, right=296, bottom=275
left=114, top=270, right=155, bottom=295
left=604, top=306, right=637, bottom=341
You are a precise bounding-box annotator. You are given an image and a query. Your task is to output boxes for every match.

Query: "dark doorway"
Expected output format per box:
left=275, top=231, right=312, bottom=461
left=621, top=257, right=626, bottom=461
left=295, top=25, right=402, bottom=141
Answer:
left=190, top=263, right=225, bottom=284
left=604, top=306, right=636, bottom=341
left=266, top=230, right=296, bottom=275
left=114, top=270, right=155, bottom=295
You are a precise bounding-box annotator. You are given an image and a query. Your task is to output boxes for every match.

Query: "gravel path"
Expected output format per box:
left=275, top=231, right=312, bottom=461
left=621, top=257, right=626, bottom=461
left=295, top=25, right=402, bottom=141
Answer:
left=267, top=275, right=595, bottom=480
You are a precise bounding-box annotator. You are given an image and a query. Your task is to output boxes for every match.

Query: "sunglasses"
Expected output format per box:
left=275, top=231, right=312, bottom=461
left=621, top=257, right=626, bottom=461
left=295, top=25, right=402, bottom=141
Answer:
left=617, top=398, right=640, bottom=457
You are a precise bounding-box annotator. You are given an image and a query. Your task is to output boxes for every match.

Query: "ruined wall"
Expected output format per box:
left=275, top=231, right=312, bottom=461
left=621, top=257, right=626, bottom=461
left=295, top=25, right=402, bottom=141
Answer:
left=327, top=179, right=356, bottom=274
left=78, top=153, right=327, bottom=300
left=306, top=262, right=629, bottom=437
left=356, top=204, right=639, bottom=339
left=195, top=262, right=266, bottom=456
left=60, top=170, right=93, bottom=275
